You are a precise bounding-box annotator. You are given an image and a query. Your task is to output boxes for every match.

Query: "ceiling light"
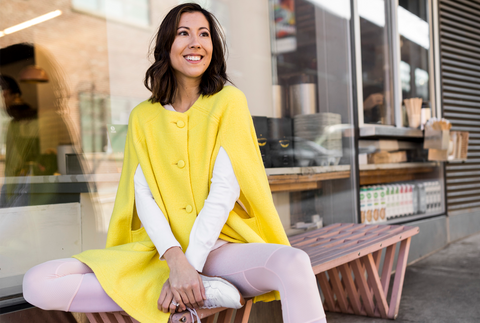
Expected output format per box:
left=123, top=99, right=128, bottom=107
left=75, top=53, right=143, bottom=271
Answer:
left=0, top=10, right=62, bottom=38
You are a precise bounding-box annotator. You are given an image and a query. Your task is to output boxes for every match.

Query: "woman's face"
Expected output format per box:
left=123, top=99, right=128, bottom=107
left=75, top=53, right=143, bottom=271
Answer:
left=170, top=12, right=213, bottom=84
left=1, top=89, right=17, bottom=108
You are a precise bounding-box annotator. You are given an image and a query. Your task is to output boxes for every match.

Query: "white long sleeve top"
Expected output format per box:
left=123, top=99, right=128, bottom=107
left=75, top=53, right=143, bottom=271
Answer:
left=134, top=146, right=240, bottom=272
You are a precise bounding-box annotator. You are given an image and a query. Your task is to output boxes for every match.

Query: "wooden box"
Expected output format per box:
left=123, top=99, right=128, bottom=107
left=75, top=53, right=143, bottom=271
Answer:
left=424, top=129, right=450, bottom=150
left=368, top=151, right=407, bottom=164
left=448, top=131, right=469, bottom=161
left=428, top=148, right=448, bottom=161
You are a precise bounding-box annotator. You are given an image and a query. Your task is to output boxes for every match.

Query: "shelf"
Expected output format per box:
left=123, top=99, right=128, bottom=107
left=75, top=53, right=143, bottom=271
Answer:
left=0, top=173, right=121, bottom=185
left=266, top=165, right=350, bottom=176
left=360, top=126, right=423, bottom=139
left=359, top=162, right=440, bottom=185
left=358, top=140, right=422, bottom=150
left=384, top=212, right=445, bottom=225
left=267, top=165, right=351, bottom=192
left=359, top=162, right=439, bottom=171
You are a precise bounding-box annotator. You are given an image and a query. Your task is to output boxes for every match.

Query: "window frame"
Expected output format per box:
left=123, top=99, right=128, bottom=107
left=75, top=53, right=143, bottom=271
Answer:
left=354, top=0, right=438, bottom=129
left=71, top=0, right=151, bottom=29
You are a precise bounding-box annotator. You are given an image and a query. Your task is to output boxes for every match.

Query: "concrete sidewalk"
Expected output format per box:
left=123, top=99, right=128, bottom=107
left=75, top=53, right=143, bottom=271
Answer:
left=326, top=232, right=480, bottom=323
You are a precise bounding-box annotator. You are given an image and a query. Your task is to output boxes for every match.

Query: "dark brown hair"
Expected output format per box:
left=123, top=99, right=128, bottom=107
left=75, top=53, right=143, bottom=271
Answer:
left=144, top=3, right=231, bottom=104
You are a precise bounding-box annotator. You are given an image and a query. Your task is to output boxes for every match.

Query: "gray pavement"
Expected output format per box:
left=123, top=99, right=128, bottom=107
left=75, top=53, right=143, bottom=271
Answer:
left=326, top=232, right=480, bottom=323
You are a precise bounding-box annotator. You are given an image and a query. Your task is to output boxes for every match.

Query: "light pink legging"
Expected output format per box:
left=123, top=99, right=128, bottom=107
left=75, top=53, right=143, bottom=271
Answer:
left=23, top=243, right=326, bottom=323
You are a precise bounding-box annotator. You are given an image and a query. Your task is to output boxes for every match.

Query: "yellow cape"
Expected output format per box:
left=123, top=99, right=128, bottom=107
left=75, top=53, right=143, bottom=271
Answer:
left=74, top=86, right=290, bottom=323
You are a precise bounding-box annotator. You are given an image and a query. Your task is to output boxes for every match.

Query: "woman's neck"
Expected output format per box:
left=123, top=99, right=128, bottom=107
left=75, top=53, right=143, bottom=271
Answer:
left=171, top=79, right=201, bottom=113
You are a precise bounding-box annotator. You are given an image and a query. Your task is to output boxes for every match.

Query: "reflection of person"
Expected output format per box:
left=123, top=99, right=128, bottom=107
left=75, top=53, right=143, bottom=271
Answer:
left=0, top=75, right=40, bottom=207
left=363, top=85, right=384, bottom=124
left=0, top=75, right=39, bottom=177
left=23, top=3, right=327, bottom=323
left=363, top=92, right=383, bottom=111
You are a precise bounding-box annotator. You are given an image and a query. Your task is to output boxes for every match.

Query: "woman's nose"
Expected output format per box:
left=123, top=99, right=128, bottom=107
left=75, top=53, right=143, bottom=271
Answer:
left=189, top=36, right=201, bottom=49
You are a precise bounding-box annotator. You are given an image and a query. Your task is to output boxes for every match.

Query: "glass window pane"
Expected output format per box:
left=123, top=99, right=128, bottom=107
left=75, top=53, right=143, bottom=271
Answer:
left=269, top=0, right=357, bottom=232
left=398, top=0, right=430, bottom=103
left=72, top=0, right=101, bottom=12
left=358, top=0, right=395, bottom=125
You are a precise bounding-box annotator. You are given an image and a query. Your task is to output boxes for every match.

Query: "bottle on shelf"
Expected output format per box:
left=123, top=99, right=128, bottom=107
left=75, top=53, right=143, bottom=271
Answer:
left=360, top=180, right=443, bottom=223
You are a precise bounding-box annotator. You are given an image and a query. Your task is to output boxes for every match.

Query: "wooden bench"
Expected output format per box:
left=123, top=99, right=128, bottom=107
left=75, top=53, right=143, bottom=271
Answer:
left=86, top=223, right=418, bottom=322
left=290, top=223, right=419, bottom=319
left=85, top=303, right=253, bottom=323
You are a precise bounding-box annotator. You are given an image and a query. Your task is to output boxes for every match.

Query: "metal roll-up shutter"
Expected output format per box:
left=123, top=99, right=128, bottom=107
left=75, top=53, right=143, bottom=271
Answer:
left=439, top=0, right=480, bottom=212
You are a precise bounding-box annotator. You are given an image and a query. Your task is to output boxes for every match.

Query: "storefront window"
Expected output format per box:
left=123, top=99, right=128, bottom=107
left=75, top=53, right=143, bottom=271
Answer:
left=72, top=0, right=150, bottom=26
left=398, top=0, right=430, bottom=103
left=0, top=0, right=305, bottom=306
left=358, top=0, right=432, bottom=127
left=358, top=0, right=395, bottom=126
left=268, top=0, right=357, bottom=234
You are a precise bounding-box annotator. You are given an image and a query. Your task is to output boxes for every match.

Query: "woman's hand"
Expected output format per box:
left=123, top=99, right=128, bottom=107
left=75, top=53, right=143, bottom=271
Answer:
left=158, top=247, right=206, bottom=313
left=158, top=280, right=179, bottom=313
left=364, top=93, right=384, bottom=110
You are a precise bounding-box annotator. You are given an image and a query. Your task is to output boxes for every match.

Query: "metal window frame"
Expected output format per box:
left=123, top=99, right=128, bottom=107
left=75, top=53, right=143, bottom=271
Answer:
left=352, top=0, right=365, bottom=127
left=431, top=0, right=441, bottom=119
left=390, top=0, right=403, bottom=128
left=354, top=0, right=438, bottom=129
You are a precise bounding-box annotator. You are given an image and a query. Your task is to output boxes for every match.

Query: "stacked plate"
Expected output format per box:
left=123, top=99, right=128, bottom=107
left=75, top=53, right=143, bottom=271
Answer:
left=293, top=113, right=343, bottom=166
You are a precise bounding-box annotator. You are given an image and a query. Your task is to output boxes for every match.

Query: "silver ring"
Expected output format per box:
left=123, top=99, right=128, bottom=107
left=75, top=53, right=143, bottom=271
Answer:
left=171, top=300, right=179, bottom=307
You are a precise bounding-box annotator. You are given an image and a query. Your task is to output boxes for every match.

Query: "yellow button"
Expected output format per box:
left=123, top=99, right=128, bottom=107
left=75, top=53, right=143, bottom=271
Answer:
left=186, top=205, right=193, bottom=213
left=176, top=120, right=185, bottom=128
left=177, top=160, right=185, bottom=168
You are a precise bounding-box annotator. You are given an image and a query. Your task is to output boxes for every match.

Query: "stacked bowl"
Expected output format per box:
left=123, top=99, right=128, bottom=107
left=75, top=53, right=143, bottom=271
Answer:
left=293, top=112, right=343, bottom=166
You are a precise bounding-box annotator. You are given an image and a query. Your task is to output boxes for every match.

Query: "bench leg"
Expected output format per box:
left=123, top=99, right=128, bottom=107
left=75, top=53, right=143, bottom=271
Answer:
left=233, top=299, right=253, bottom=323
left=363, top=254, right=389, bottom=318
left=217, top=308, right=235, bottom=323
left=317, top=272, right=337, bottom=312
left=327, top=268, right=350, bottom=313
left=388, top=237, right=411, bottom=319
left=86, top=312, right=139, bottom=323
left=351, top=258, right=376, bottom=317
left=85, top=313, right=100, bottom=323
left=380, top=244, right=396, bottom=297
left=338, top=263, right=364, bottom=316
left=201, top=315, right=216, bottom=323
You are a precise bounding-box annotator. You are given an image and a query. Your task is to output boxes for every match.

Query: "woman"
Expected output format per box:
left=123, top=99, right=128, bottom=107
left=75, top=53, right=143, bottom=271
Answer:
left=0, top=75, right=40, bottom=207
left=22, top=3, right=327, bottom=323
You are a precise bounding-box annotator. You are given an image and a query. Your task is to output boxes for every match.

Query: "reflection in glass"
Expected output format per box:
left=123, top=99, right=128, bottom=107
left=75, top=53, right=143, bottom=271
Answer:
left=268, top=0, right=356, bottom=231
left=0, top=75, right=41, bottom=210
left=400, top=61, right=411, bottom=93
left=358, top=0, right=394, bottom=125
left=72, top=0, right=150, bottom=26
left=269, top=0, right=353, bottom=167
left=398, top=0, right=430, bottom=103
left=0, top=44, right=75, bottom=207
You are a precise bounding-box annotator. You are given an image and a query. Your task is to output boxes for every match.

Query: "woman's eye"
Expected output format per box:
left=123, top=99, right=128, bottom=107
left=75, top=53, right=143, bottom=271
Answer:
left=178, top=31, right=188, bottom=36
left=201, top=32, right=210, bottom=37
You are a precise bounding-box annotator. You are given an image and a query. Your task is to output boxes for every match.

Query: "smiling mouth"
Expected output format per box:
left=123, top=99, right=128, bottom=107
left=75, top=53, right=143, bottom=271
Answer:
left=184, top=55, right=203, bottom=62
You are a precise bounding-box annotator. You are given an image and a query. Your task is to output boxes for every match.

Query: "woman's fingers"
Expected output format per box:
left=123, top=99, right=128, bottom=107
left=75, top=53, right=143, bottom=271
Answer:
left=184, top=288, right=199, bottom=309
left=158, top=282, right=169, bottom=312
left=172, top=289, right=186, bottom=312
left=169, top=300, right=178, bottom=314
left=177, top=288, right=193, bottom=309
left=199, top=274, right=206, bottom=300
left=158, top=280, right=180, bottom=313
left=159, top=291, right=173, bottom=313
left=172, top=283, right=200, bottom=309
left=193, top=275, right=205, bottom=307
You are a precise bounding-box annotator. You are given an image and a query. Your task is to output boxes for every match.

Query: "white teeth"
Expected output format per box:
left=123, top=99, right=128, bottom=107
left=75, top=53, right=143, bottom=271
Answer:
left=186, top=55, right=201, bottom=61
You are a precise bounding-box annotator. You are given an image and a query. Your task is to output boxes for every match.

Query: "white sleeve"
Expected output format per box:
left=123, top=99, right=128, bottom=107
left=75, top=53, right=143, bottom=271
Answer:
left=134, top=164, right=182, bottom=259
left=185, top=147, right=240, bottom=272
